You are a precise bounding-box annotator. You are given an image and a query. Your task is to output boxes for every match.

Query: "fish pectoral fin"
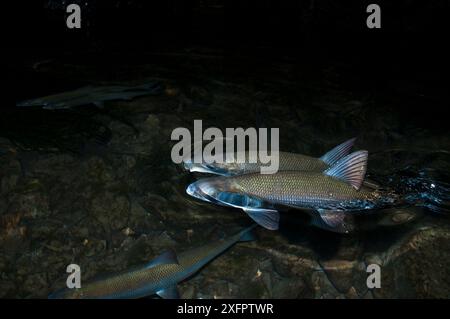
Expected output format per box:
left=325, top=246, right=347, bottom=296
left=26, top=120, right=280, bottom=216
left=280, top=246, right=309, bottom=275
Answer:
left=311, top=209, right=354, bottom=234
left=324, top=150, right=368, bottom=190
left=156, top=286, right=180, bottom=299
left=146, top=250, right=179, bottom=269
left=320, top=137, right=356, bottom=166
left=243, top=208, right=280, bottom=230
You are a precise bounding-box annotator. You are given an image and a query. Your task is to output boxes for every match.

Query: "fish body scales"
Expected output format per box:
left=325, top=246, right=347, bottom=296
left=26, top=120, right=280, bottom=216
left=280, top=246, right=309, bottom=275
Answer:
left=239, top=152, right=326, bottom=174
left=233, top=172, right=372, bottom=209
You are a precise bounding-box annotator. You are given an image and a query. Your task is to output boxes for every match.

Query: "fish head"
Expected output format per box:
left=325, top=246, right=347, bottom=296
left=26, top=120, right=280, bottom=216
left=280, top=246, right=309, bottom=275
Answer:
left=186, top=176, right=263, bottom=211
left=16, top=98, right=46, bottom=107
left=182, top=155, right=243, bottom=176
left=182, top=157, right=213, bottom=174
left=42, top=103, right=62, bottom=110
left=16, top=98, right=62, bottom=109
left=186, top=179, right=220, bottom=204
left=186, top=176, right=244, bottom=204
left=187, top=176, right=233, bottom=198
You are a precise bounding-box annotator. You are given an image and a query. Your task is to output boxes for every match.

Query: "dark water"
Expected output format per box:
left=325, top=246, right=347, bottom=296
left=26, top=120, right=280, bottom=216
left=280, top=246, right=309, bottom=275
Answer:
left=1, top=49, right=449, bottom=298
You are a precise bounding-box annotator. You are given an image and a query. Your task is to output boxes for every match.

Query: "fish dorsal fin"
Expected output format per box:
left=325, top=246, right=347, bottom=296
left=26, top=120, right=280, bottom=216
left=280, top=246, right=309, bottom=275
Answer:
left=146, top=250, right=179, bottom=269
left=324, top=150, right=368, bottom=190
left=156, top=286, right=180, bottom=299
left=320, top=138, right=356, bottom=166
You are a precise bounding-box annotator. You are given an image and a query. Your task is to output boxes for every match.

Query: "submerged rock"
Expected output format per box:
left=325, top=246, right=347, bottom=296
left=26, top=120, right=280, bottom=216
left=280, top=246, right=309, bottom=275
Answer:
left=373, top=225, right=450, bottom=298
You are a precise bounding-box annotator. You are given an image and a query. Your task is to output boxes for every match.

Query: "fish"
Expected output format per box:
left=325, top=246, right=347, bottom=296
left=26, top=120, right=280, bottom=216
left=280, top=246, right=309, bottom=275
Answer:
left=48, top=225, right=257, bottom=299
left=16, top=82, right=162, bottom=110
left=187, top=151, right=399, bottom=233
left=183, top=137, right=356, bottom=176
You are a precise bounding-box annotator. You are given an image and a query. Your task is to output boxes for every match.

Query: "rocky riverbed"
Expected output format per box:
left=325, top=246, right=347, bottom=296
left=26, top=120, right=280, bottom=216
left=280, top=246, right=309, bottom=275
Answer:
left=2, top=49, right=449, bottom=298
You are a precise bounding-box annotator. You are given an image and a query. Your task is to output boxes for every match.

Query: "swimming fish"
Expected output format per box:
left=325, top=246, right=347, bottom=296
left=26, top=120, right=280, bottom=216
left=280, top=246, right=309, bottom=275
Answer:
left=48, top=225, right=256, bottom=299
left=17, top=82, right=162, bottom=110
left=183, top=138, right=356, bottom=176
left=187, top=151, right=398, bottom=233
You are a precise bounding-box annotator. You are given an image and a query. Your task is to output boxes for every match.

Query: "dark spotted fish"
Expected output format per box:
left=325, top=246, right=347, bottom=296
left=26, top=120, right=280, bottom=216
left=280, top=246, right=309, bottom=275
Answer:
left=48, top=225, right=256, bottom=299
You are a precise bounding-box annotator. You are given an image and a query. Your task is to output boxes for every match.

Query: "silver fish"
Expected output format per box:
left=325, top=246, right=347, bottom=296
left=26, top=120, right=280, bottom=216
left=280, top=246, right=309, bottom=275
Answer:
left=183, top=138, right=356, bottom=176
left=187, top=151, right=398, bottom=233
left=17, top=82, right=161, bottom=110
left=48, top=225, right=256, bottom=299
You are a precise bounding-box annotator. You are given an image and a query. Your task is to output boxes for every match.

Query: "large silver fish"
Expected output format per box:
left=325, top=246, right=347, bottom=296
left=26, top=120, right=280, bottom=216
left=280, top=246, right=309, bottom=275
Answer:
left=48, top=225, right=256, bottom=299
left=183, top=138, right=356, bottom=176
left=17, top=82, right=161, bottom=110
left=187, top=151, right=398, bottom=233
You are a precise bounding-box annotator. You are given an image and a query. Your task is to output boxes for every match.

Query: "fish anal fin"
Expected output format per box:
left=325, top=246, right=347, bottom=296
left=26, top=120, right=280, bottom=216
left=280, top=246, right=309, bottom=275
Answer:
left=320, top=137, right=356, bottom=166
left=156, top=286, right=180, bottom=299
left=324, top=150, right=368, bottom=190
left=243, top=208, right=279, bottom=230
left=146, top=250, right=179, bottom=269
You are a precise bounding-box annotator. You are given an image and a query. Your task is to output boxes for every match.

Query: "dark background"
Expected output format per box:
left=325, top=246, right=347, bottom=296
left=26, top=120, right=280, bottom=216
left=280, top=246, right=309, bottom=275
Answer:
left=6, top=0, right=450, bottom=114
left=9, top=1, right=450, bottom=62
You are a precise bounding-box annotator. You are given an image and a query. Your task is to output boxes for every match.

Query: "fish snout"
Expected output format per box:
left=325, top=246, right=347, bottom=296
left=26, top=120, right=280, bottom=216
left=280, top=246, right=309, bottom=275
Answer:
left=182, top=158, right=217, bottom=175
left=182, top=158, right=193, bottom=171
left=186, top=181, right=200, bottom=197
left=17, top=100, right=35, bottom=107
left=186, top=177, right=237, bottom=203
left=186, top=179, right=228, bottom=207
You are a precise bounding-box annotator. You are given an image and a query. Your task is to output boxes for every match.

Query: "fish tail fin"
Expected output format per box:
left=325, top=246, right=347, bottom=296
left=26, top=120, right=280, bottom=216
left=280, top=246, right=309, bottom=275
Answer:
left=238, top=224, right=258, bottom=242
left=320, top=137, right=357, bottom=166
